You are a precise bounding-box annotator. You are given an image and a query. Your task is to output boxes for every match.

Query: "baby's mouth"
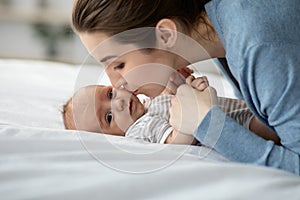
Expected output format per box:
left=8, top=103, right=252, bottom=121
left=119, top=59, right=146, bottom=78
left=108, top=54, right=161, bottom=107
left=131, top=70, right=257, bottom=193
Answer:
left=129, top=100, right=135, bottom=115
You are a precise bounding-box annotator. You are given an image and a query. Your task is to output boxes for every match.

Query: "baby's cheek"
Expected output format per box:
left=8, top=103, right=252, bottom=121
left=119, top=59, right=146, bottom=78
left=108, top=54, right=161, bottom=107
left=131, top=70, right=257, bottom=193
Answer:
left=114, top=112, right=135, bottom=133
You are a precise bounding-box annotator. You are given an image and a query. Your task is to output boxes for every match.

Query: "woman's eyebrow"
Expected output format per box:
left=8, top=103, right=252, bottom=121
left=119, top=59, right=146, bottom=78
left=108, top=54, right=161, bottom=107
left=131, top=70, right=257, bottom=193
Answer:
left=100, top=55, right=117, bottom=63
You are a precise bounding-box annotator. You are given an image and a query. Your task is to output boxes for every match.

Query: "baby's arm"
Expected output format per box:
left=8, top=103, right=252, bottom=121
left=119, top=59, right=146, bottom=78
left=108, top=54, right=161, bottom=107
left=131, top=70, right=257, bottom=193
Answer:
left=161, top=67, right=193, bottom=95
left=168, top=77, right=279, bottom=145
left=249, top=117, right=280, bottom=144
left=186, top=76, right=279, bottom=144
left=218, top=97, right=280, bottom=144
left=164, top=129, right=198, bottom=145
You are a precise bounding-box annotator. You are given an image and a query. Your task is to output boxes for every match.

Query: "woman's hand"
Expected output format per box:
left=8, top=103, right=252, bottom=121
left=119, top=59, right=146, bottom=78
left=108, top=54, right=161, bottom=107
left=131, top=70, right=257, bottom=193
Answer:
left=165, top=129, right=198, bottom=145
left=169, top=85, right=218, bottom=135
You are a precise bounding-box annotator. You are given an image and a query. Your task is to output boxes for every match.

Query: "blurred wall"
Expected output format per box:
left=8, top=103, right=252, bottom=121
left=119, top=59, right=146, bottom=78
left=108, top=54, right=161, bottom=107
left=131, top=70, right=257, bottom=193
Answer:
left=0, top=0, right=89, bottom=64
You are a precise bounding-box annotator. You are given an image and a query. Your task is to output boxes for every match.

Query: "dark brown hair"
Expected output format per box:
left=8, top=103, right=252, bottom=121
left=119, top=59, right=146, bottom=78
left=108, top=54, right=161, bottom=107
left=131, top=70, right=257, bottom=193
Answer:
left=72, top=0, right=211, bottom=44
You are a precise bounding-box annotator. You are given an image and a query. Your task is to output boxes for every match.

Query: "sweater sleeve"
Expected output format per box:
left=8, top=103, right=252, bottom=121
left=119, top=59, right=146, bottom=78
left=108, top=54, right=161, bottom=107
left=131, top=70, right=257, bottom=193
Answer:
left=203, top=0, right=300, bottom=175
left=195, top=106, right=300, bottom=175
left=195, top=43, right=300, bottom=175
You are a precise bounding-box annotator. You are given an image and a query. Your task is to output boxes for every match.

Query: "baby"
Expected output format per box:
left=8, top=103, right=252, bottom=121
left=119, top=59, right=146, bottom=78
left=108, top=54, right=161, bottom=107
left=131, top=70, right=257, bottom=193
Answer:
left=63, top=72, right=280, bottom=145
left=63, top=73, right=208, bottom=144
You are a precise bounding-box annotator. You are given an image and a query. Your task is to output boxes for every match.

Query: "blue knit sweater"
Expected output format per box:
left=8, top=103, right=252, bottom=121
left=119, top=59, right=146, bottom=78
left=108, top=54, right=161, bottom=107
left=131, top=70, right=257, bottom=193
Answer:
left=196, top=0, right=300, bottom=175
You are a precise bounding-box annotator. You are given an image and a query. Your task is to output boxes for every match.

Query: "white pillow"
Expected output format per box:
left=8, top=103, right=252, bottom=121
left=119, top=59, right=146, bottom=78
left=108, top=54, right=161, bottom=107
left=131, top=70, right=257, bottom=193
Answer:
left=0, top=59, right=80, bottom=129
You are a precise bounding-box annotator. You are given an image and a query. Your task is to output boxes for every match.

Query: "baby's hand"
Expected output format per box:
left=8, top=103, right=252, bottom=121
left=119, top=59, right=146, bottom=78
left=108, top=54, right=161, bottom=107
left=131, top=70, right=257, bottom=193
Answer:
left=176, top=67, right=194, bottom=78
left=163, top=71, right=186, bottom=95
left=162, top=67, right=195, bottom=95
left=186, top=76, right=209, bottom=91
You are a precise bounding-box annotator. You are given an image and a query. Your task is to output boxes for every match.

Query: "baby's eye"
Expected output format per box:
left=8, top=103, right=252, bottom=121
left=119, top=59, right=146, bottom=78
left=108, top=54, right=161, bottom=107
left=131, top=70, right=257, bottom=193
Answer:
left=113, top=63, right=124, bottom=70
left=106, top=112, right=113, bottom=124
left=108, top=90, right=113, bottom=99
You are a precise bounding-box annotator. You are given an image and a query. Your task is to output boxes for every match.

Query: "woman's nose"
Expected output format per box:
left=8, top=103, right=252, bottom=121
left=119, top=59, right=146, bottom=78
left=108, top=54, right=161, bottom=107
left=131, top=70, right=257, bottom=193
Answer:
left=114, top=76, right=128, bottom=90
left=106, top=69, right=126, bottom=88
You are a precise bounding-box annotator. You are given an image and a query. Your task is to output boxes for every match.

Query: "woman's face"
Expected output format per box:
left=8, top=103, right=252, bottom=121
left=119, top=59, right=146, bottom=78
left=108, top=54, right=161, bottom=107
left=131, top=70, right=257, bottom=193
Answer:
left=79, top=32, right=188, bottom=97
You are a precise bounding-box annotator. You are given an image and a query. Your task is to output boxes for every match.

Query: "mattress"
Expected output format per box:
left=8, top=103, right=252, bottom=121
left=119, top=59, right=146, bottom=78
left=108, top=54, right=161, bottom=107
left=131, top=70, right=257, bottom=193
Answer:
left=0, top=59, right=299, bottom=200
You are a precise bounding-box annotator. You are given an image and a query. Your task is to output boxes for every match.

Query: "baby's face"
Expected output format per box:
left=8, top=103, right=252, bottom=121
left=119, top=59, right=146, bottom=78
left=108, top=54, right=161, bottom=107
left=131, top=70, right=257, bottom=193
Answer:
left=71, top=85, right=145, bottom=135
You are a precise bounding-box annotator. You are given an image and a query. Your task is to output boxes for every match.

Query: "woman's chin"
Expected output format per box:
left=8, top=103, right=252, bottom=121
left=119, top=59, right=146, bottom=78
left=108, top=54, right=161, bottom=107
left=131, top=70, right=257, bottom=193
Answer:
left=141, top=86, right=166, bottom=97
left=146, top=91, right=162, bottom=98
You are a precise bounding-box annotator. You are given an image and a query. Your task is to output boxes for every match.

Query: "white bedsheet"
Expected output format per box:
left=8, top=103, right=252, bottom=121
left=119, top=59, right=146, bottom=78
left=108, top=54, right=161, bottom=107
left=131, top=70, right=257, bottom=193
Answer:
left=0, top=59, right=299, bottom=199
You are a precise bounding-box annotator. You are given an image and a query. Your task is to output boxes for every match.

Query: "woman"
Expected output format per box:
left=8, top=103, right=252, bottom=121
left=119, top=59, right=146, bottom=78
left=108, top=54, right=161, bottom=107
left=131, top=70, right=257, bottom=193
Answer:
left=72, top=0, right=300, bottom=175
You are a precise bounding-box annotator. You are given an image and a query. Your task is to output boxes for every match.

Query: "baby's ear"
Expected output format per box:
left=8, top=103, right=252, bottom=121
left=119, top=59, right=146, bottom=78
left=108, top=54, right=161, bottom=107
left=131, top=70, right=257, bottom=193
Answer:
left=155, top=18, right=177, bottom=49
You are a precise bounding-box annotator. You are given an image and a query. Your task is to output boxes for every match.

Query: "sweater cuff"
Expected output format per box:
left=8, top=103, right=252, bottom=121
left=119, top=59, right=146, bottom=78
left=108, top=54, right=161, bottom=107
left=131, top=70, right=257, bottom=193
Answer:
left=194, top=106, right=227, bottom=147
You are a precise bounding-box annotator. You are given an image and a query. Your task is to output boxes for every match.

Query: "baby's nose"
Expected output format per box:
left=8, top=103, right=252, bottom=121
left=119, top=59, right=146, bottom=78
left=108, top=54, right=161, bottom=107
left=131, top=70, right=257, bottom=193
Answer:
left=112, top=98, right=126, bottom=111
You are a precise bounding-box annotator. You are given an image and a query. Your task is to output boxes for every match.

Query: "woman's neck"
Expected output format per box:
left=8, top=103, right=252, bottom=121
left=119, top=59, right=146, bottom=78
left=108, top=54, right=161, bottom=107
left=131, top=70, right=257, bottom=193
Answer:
left=193, top=15, right=226, bottom=58
left=170, top=15, right=226, bottom=67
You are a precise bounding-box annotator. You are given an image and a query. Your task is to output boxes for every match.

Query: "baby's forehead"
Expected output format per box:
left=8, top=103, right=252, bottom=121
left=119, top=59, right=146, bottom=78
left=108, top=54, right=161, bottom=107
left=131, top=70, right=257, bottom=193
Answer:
left=75, top=85, right=107, bottom=98
left=70, top=85, right=106, bottom=132
left=72, top=86, right=97, bottom=107
left=71, top=85, right=111, bottom=114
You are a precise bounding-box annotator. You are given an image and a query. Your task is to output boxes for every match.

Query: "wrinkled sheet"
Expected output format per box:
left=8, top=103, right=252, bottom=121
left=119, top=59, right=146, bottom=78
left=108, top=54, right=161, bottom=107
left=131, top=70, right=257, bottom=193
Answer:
left=1, top=125, right=299, bottom=200
left=0, top=59, right=299, bottom=199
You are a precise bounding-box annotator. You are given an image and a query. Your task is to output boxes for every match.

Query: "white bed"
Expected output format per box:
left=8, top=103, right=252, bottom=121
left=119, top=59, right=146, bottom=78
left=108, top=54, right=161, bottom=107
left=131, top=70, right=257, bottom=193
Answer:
left=0, top=58, right=299, bottom=200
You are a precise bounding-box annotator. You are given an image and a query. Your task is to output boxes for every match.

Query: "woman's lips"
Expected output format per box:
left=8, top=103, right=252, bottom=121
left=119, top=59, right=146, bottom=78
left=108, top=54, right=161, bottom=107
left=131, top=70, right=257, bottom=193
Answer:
left=133, top=90, right=139, bottom=96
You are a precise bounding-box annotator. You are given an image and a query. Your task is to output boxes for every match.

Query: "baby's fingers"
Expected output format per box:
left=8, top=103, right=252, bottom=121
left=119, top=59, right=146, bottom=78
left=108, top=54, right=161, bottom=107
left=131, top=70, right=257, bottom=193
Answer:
left=177, top=67, right=194, bottom=78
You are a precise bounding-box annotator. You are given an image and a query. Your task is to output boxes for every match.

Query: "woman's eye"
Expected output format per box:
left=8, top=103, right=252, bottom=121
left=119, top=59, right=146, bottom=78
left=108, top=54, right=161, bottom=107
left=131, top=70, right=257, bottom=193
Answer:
left=106, top=112, right=113, bottom=123
left=114, top=63, right=124, bottom=70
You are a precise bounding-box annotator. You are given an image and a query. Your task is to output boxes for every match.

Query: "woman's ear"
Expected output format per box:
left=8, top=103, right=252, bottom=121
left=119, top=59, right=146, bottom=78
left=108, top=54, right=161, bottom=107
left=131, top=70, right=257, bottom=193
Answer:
left=155, top=19, right=178, bottom=49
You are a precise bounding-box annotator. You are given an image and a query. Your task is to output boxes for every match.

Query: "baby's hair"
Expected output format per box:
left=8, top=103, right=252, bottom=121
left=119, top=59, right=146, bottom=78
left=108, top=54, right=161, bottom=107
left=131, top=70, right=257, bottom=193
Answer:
left=62, top=85, right=107, bottom=131
left=62, top=97, right=74, bottom=130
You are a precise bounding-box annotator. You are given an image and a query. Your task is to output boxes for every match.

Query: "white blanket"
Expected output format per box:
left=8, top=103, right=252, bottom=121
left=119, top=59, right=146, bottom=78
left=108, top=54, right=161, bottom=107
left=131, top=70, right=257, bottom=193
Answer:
left=0, top=59, right=299, bottom=200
